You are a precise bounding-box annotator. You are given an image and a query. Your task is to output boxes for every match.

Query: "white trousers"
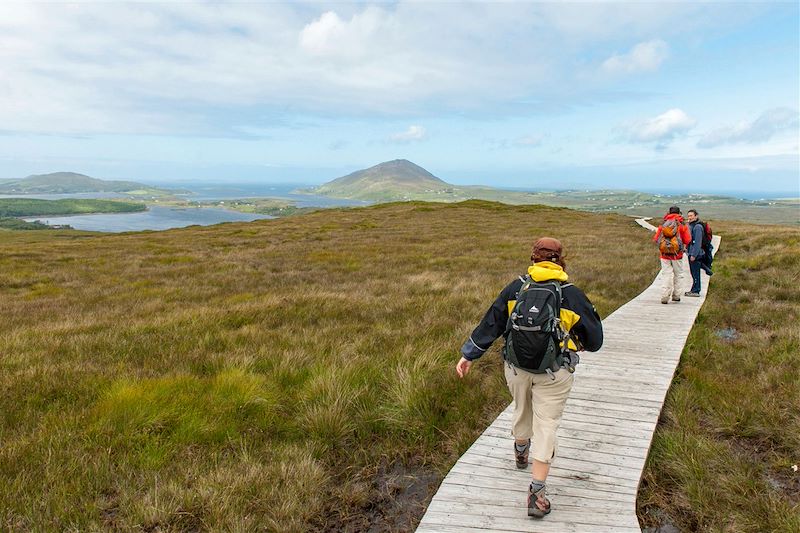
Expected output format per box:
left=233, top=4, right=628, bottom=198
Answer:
left=660, top=258, right=686, bottom=300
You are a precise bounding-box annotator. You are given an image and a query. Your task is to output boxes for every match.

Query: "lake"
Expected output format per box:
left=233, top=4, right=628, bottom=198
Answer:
left=24, top=206, right=275, bottom=233
left=9, top=183, right=368, bottom=232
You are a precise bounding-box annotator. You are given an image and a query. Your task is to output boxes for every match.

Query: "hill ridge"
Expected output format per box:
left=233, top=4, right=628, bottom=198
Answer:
left=0, top=171, right=154, bottom=194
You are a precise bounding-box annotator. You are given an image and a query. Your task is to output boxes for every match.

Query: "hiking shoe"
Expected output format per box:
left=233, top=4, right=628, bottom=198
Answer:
left=684, top=291, right=700, bottom=297
left=661, top=296, right=669, bottom=304
left=671, top=296, right=681, bottom=302
left=514, top=439, right=530, bottom=469
left=527, top=481, right=551, bottom=518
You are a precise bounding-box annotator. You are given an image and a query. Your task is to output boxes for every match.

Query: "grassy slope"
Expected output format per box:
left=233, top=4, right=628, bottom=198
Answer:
left=0, top=198, right=147, bottom=217
left=639, top=221, right=800, bottom=532
left=0, top=201, right=657, bottom=532
left=0, top=218, right=50, bottom=230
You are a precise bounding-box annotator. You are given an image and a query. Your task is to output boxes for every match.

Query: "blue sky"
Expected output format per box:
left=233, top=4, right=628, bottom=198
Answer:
left=0, top=1, right=798, bottom=195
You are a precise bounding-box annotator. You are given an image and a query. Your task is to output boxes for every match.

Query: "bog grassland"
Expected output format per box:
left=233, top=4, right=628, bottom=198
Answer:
left=1, top=201, right=797, bottom=531
left=1, top=202, right=655, bottom=531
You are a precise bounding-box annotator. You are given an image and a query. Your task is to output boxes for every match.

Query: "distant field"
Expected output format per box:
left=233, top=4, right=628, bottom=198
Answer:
left=307, top=186, right=800, bottom=226
left=189, top=198, right=316, bottom=217
left=0, top=198, right=146, bottom=217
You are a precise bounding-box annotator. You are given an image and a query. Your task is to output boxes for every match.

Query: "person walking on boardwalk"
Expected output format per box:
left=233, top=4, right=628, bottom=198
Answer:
left=455, top=237, right=603, bottom=518
left=652, top=206, right=691, bottom=304
left=685, top=209, right=707, bottom=297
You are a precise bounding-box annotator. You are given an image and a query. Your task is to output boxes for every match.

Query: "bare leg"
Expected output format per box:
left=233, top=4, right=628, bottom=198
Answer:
left=532, top=459, right=550, bottom=481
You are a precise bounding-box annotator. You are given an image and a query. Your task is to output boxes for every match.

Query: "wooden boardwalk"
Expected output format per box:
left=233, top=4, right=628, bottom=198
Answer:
left=416, top=220, right=720, bottom=532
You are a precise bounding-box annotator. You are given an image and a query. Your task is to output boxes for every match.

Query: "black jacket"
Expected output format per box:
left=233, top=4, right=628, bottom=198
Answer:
left=460, top=263, right=603, bottom=361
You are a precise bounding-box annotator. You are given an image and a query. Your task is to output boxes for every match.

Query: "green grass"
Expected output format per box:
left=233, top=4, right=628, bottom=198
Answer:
left=638, top=221, right=800, bottom=532
left=0, top=198, right=146, bottom=217
left=0, top=201, right=657, bottom=531
left=0, top=217, right=51, bottom=230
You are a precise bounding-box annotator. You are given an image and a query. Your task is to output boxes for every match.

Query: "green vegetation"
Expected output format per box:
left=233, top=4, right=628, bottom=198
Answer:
left=0, top=201, right=658, bottom=531
left=0, top=217, right=52, bottom=230
left=639, top=221, right=800, bottom=532
left=0, top=198, right=146, bottom=217
left=0, top=172, right=164, bottom=194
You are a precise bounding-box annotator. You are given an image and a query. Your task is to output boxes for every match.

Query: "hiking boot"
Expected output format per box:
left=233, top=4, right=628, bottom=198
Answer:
left=528, top=481, right=551, bottom=518
left=684, top=291, right=700, bottom=297
left=661, top=296, right=669, bottom=304
left=514, top=439, right=530, bottom=469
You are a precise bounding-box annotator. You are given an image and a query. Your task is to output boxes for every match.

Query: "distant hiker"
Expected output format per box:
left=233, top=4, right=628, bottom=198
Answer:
left=455, top=237, right=603, bottom=519
left=685, top=209, right=711, bottom=296
left=652, top=206, right=691, bottom=304
left=688, top=208, right=714, bottom=276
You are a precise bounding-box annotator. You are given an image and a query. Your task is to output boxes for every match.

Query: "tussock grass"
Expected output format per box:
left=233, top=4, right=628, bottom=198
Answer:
left=639, top=221, right=800, bottom=532
left=0, top=201, right=659, bottom=530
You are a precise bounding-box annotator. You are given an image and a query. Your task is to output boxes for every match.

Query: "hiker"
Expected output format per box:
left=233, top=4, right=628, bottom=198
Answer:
left=688, top=208, right=713, bottom=276
left=685, top=209, right=710, bottom=296
left=652, top=206, right=691, bottom=304
left=455, top=237, right=603, bottom=519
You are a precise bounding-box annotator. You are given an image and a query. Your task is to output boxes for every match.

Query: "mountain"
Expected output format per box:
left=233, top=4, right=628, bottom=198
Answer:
left=0, top=172, right=153, bottom=194
left=312, top=160, right=450, bottom=200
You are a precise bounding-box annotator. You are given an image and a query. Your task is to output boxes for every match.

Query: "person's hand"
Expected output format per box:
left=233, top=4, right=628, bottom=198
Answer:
left=455, top=357, right=472, bottom=378
left=690, top=256, right=695, bottom=262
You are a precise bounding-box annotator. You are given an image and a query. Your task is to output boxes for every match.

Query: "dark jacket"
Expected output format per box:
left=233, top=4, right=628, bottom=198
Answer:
left=460, top=261, right=603, bottom=361
left=688, top=220, right=705, bottom=259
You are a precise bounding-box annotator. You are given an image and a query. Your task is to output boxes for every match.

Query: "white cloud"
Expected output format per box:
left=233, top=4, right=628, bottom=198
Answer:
left=299, top=8, right=383, bottom=58
left=697, top=108, right=799, bottom=148
left=623, top=108, right=697, bottom=148
left=0, top=3, right=774, bottom=136
left=389, top=125, right=427, bottom=143
left=602, top=39, right=669, bottom=74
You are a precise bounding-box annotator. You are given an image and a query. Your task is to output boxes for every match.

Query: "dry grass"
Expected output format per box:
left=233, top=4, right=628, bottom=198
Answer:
left=1, top=201, right=656, bottom=530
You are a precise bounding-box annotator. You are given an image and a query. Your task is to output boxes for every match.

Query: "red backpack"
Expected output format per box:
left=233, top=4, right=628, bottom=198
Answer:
left=699, top=221, right=713, bottom=252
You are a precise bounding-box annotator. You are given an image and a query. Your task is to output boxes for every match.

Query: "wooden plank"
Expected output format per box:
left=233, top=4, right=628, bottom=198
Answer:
left=416, top=231, right=721, bottom=532
left=420, top=509, right=641, bottom=532
left=450, top=462, right=640, bottom=493
left=441, top=472, right=636, bottom=502
left=435, top=485, right=635, bottom=514
left=443, top=468, right=638, bottom=498
left=457, top=454, right=643, bottom=484
left=470, top=439, right=650, bottom=466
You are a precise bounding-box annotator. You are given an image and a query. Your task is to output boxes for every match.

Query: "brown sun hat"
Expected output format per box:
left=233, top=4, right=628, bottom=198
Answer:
left=531, top=237, right=563, bottom=263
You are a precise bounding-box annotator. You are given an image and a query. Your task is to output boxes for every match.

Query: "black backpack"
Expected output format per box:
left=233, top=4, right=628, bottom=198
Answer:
left=503, top=277, right=569, bottom=373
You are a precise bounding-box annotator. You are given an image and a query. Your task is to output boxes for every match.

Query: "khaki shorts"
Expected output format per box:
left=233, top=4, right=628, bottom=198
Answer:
left=504, top=363, right=574, bottom=464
